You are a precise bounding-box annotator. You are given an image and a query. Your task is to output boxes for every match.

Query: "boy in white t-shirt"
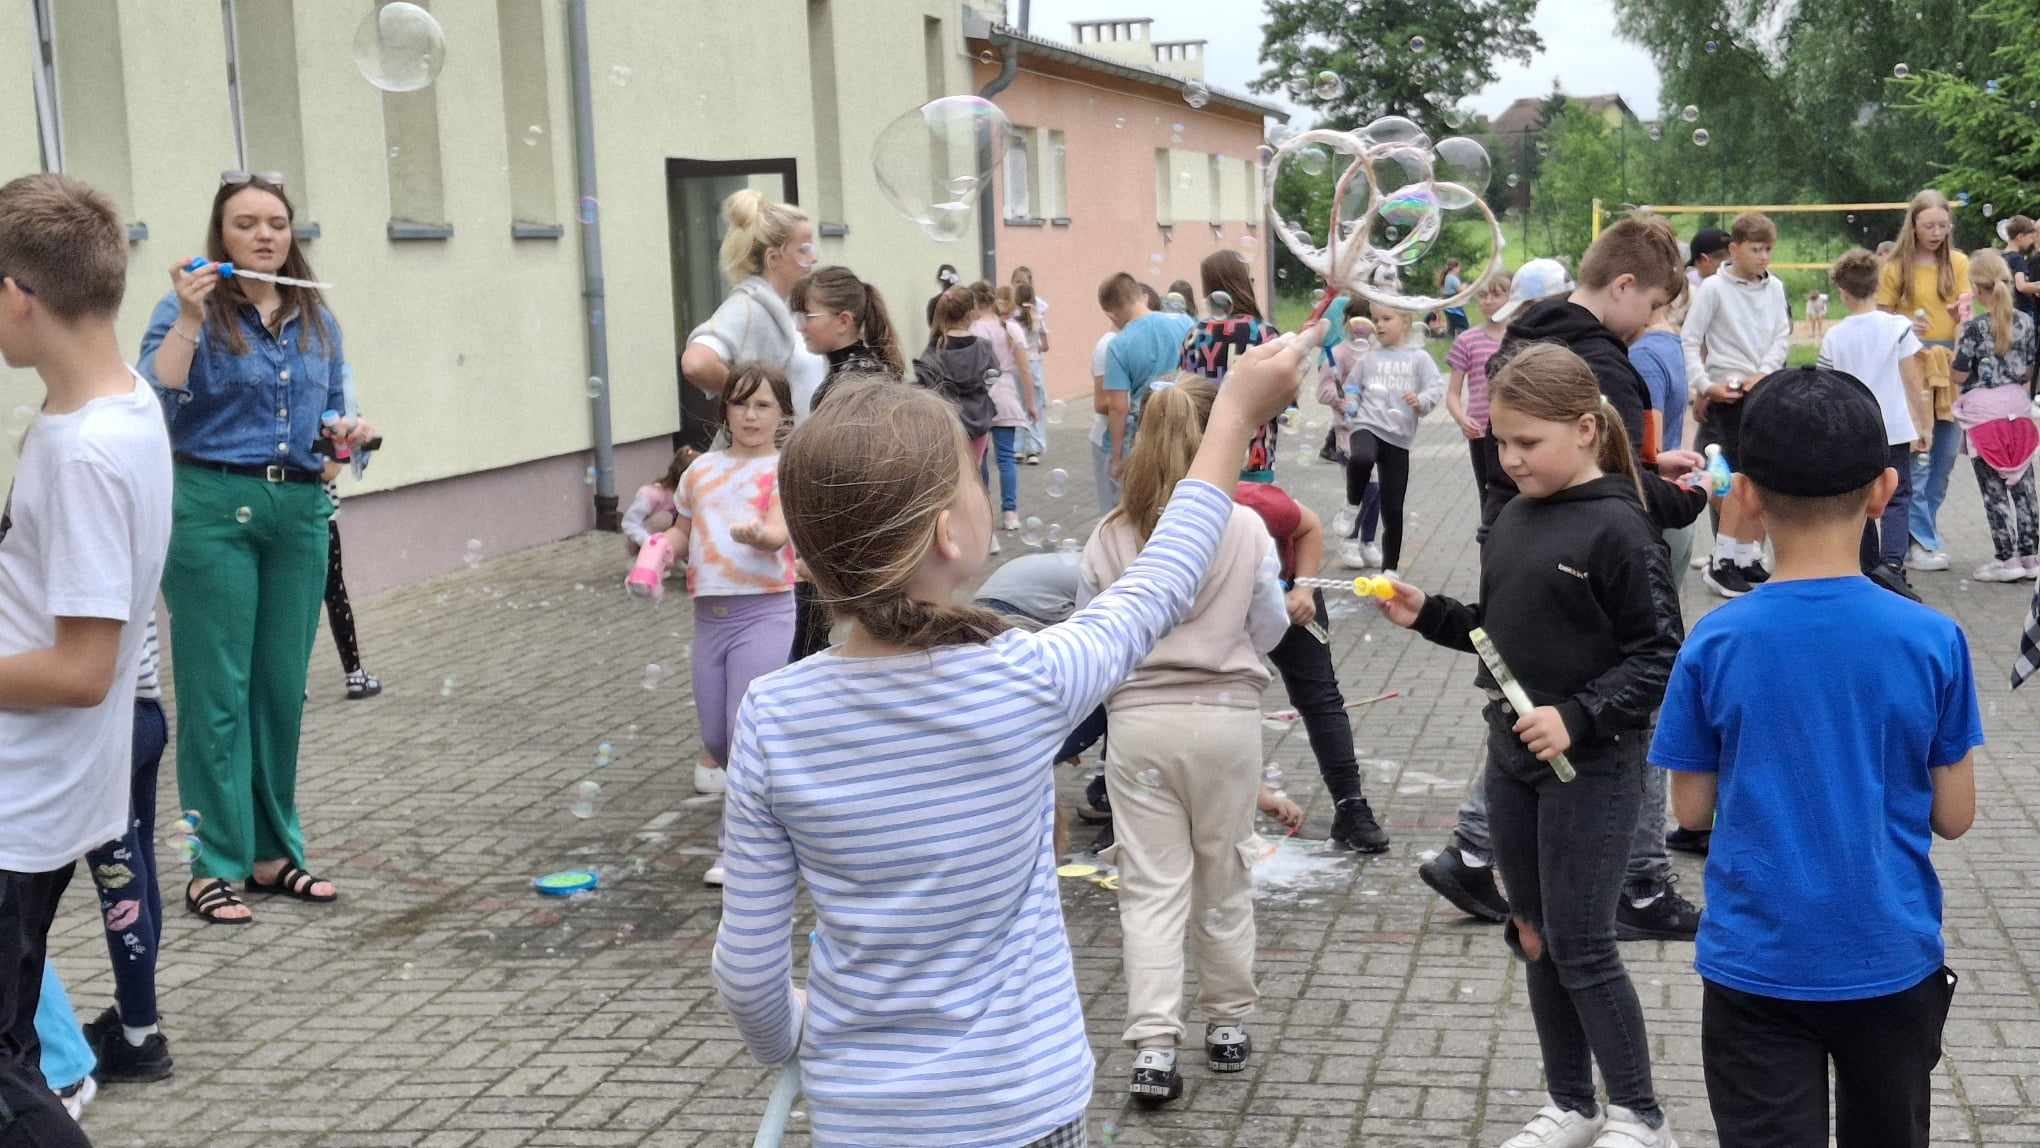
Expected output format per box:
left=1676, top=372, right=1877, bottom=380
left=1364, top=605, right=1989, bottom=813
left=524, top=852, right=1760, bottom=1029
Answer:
left=1819, top=248, right=1927, bottom=581
left=0, top=173, right=173, bottom=1146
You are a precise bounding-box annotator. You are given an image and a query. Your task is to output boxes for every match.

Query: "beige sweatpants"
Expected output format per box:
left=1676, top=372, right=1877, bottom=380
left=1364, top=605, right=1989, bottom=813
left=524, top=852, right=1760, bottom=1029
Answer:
left=1103, top=702, right=1263, bottom=1048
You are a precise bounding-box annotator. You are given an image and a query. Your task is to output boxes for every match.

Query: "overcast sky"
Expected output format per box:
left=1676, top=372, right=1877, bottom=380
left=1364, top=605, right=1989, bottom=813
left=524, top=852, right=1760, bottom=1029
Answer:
left=1010, top=0, right=1665, bottom=123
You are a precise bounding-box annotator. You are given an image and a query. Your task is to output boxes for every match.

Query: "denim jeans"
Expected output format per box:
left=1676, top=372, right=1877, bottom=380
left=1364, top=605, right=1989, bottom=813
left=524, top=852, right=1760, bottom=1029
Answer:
left=1908, top=419, right=1959, bottom=553
left=1484, top=705, right=1661, bottom=1122
left=83, top=698, right=169, bottom=1027
left=1862, top=442, right=1915, bottom=572
left=1454, top=730, right=1670, bottom=898
left=1091, top=439, right=1121, bottom=517
left=991, top=426, right=1021, bottom=513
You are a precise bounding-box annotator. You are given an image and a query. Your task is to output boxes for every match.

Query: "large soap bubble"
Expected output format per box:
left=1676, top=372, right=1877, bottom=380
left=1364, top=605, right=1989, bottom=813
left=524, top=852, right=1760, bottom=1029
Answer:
left=352, top=3, right=446, bottom=93
left=872, top=96, right=1010, bottom=242
left=1264, top=116, right=1504, bottom=314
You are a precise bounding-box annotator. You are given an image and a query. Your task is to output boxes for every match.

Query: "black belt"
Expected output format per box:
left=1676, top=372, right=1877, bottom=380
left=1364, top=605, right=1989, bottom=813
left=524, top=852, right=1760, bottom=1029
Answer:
left=173, top=455, right=321, bottom=484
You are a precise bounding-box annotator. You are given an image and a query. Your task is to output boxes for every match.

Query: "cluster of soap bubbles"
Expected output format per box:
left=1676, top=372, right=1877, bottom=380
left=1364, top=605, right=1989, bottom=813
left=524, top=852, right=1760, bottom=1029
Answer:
left=872, top=96, right=1009, bottom=242
left=170, top=810, right=202, bottom=865
left=571, top=780, right=600, bottom=819
left=1045, top=468, right=1068, bottom=499
left=1264, top=116, right=1503, bottom=314
left=352, top=3, right=445, bottom=93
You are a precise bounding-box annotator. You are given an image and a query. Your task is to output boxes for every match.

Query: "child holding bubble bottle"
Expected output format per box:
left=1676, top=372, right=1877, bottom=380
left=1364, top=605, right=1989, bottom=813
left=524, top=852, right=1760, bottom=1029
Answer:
left=627, top=366, right=796, bottom=885
left=711, top=329, right=1316, bottom=1148
left=620, top=446, right=701, bottom=555
left=1337, top=305, right=1443, bottom=577
left=1080, top=375, right=1292, bottom=1105
left=1377, top=343, right=1683, bottom=1148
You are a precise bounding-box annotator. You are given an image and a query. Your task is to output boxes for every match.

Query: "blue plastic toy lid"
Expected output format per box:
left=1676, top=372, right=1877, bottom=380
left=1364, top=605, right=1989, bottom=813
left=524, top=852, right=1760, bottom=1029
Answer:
left=532, top=868, right=598, bottom=896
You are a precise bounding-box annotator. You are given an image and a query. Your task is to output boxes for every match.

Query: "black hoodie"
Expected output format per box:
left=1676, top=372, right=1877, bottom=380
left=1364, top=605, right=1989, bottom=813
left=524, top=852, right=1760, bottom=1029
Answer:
left=1480, top=299, right=1707, bottom=534
left=1415, top=473, right=1683, bottom=754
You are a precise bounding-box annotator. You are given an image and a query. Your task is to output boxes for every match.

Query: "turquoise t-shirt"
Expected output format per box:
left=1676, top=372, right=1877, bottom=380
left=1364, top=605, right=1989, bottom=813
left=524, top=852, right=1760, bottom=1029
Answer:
left=1651, top=577, right=1983, bottom=1001
left=1102, top=311, right=1196, bottom=450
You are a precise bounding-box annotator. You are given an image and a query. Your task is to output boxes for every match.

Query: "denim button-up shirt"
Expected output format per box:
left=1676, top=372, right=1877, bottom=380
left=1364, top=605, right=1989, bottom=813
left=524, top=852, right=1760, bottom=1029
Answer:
left=138, top=291, right=348, bottom=473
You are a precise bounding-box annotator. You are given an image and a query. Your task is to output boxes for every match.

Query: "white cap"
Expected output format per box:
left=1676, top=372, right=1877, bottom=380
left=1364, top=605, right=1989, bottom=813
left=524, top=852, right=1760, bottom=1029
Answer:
left=1491, top=257, right=1573, bottom=323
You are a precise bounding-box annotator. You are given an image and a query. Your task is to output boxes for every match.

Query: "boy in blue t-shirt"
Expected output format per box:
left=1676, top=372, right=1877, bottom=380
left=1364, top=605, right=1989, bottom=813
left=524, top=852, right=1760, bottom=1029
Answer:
left=1650, top=366, right=1979, bottom=1148
left=1095, top=271, right=1195, bottom=485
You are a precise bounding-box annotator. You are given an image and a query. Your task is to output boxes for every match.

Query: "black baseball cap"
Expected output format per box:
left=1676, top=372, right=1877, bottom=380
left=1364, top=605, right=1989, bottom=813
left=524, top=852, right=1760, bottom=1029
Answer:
left=1687, top=228, right=1730, bottom=266
left=1738, top=367, right=1890, bottom=497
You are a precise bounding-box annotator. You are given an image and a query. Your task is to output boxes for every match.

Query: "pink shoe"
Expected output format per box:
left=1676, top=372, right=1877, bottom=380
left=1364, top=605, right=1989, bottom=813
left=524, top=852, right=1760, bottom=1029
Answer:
left=626, top=533, right=673, bottom=601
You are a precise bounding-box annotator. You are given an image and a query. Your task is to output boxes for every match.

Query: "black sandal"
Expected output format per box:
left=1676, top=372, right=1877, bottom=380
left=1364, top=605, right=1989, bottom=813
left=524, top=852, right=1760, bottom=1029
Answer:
left=185, top=878, right=252, bottom=925
left=243, top=863, right=338, bottom=903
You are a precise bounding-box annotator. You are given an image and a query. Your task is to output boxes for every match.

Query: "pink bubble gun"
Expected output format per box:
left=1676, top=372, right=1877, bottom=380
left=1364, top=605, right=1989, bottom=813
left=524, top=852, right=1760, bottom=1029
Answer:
left=625, top=532, right=674, bottom=601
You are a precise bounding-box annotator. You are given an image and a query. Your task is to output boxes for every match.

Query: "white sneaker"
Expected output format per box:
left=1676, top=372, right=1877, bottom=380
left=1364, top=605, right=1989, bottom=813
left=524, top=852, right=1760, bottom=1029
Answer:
left=1907, top=543, right=1950, bottom=571
left=1593, top=1106, right=1676, bottom=1148
left=58, top=1076, right=95, bottom=1121
left=693, top=762, right=727, bottom=795
left=1501, top=1104, right=1604, bottom=1148
left=989, top=533, right=1002, bottom=555
left=1340, top=541, right=1370, bottom=569
left=1363, top=542, right=1383, bottom=567
left=1002, top=510, right=1021, bottom=532
left=1973, top=558, right=2026, bottom=583
left=703, top=855, right=727, bottom=886
left=1689, top=550, right=1708, bottom=569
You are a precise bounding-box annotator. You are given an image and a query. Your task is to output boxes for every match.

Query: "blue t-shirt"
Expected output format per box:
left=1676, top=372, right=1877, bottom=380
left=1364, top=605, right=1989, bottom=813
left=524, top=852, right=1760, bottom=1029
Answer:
left=1103, top=311, right=1196, bottom=448
left=1628, top=330, right=1686, bottom=454
left=1650, top=577, right=1983, bottom=1001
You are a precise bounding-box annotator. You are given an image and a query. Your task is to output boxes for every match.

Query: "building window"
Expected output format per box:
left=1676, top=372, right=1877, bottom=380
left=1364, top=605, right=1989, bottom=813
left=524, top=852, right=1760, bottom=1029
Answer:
left=1154, top=148, right=1173, bottom=226
left=1003, top=127, right=1037, bottom=221
left=922, top=16, right=945, bottom=104
left=225, top=0, right=312, bottom=217
left=1248, top=160, right=1265, bottom=226
left=1207, top=154, right=1224, bottom=223
left=805, top=1, right=843, bottom=227
left=378, top=0, right=448, bottom=232
left=1044, top=129, right=1067, bottom=219
left=28, top=0, right=136, bottom=216
left=496, top=0, right=556, bottom=229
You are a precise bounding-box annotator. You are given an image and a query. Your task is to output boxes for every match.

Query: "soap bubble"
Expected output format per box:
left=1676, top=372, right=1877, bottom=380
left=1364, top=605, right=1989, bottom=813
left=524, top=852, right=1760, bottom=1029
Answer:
left=641, top=663, right=666, bottom=690
left=1046, top=468, right=1068, bottom=498
left=1183, top=80, right=1209, bottom=108
left=595, top=740, right=615, bottom=767
left=1047, top=399, right=1067, bottom=425
left=871, top=96, right=1009, bottom=242
left=1704, top=39, right=1718, bottom=53
left=1113, top=116, right=1126, bottom=130
left=1535, top=140, right=1549, bottom=158
left=571, top=780, right=599, bottom=819
left=578, top=197, right=598, bottom=225
left=182, top=809, right=202, bottom=832
left=1021, top=517, right=1045, bottom=547
left=1505, top=173, right=1521, bottom=189
left=1691, top=128, right=1710, bottom=147
left=463, top=538, right=484, bottom=567
left=976, top=49, right=995, bottom=64
left=1208, top=289, right=1233, bottom=314
left=1983, top=203, right=1996, bottom=217
left=1892, top=63, right=1910, bottom=79
left=352, top=2, right=445, bottom=93
left=1045, top=522, right=1062, bottom=546
left=1314, top=71, right=1345, bottom=100
left=1648, top=125, right=1662, bottom=141
left=1296, top=146, right=1330, bottom=176
left=1408, top=35, right=1427, bottom=53
left=608, top=64, right=632, bottom=87
left=583, top=465, right=597, bottom=487
left=1163, top=292, right=1188, bottom=314
left=174, top=834, right=202, bottom=864
left=1847, top=213, right=1856, bottom=223
left=234, top=506, right=252, bottom=525
left=441, top=676, right=455, bottom=698
left=1432, top=137, right=1491, bottom=207
left=1986, top=79, right=2000, bottom=95
left=1681, top=104, right=1700, bottom=123
left=1202, top=908, right=1222, bottom=933
left=1135, top=768, right=1161, bottom=788
left=1956, top=191, right=1971, bottom=207
left=1149, top=251, right=1166, bottom=266
left=523, top=124, right=544, bottom=147
left=1262, top=763, right=1283, bottom=783
left=1056, top=537, right=1081, bottom=566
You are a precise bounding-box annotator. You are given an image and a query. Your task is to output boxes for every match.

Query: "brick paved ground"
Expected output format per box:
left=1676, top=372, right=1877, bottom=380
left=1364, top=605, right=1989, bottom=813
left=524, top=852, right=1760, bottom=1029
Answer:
left=52, top=413, right=2040, bottom=1147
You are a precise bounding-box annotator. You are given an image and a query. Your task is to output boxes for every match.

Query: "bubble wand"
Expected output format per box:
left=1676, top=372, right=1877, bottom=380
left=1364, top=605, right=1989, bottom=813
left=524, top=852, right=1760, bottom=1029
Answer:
left=184, top=256, right=334, bottom=291
left=1469, top=627, right=1576, bottom=783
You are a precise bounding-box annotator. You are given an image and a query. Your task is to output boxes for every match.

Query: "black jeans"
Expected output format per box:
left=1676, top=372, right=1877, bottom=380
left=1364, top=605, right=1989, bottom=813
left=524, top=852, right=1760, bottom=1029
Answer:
left=1484, top=705, right=1660, bottom=1123
left=83, top=698, right=168, bottom=1027
left=1861, top=442, right=1915, bottom=573
left=0, top=863, right=91, bottom=1148
left=1703, top=967, right=1956, bottom=1148
left=1466, top=434, right=1491, bottom=505
left=1345, top=430, right=1411, bottom=569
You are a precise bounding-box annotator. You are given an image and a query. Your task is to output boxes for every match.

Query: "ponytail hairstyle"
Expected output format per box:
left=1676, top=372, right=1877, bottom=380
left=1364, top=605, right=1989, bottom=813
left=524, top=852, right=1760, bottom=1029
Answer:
left=1488, top=343, right=1641, bottom=500
left=779, top=378, right=1008, bottom=649
left=1889, top=189, right=1956, bottom=312
left=658, top=445, right=702, bottom=491
left=1969, top=248, right=2016, bottom=358
left=1013, top=281, right=1038, bottom=334
left=1198, top=249, right=1263, bottom=321
left=717, top=188, right=810, bottom=286
left=1109, top=373, right=1219, bottom=542
left=932, top=285, right=975, bottom=348
left=790, top=265, right=905, bottom=375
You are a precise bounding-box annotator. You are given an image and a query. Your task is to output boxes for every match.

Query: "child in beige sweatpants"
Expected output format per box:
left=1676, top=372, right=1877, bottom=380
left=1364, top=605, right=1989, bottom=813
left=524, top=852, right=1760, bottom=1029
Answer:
left=1081, top=374, right=1292, bottom=1106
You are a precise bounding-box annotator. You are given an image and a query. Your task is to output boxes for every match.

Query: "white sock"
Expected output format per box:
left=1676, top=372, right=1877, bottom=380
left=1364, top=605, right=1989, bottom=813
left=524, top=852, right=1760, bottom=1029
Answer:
left=122, top=1023, right=157, bottom=1047
left=1738, top=541, right=1763, bottom=565
left=1459, top=848, right=1490, bottom=868
left=1713, top=535, right=1737, bottom=563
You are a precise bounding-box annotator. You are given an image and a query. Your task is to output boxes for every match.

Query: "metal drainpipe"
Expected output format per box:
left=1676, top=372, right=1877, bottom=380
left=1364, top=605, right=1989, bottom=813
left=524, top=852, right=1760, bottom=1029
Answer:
left=567, top=0, right=619, bottom=530
left=976, top=32, right=1020, bottom=283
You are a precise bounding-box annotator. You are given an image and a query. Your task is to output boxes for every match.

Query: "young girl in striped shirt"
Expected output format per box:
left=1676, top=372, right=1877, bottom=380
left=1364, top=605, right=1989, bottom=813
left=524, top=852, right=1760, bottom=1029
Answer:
left=712, top=327, right=1318, bottom=1148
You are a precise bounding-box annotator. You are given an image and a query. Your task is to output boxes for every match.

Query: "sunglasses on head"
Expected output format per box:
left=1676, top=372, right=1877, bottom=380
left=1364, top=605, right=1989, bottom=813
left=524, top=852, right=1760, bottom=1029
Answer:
left=220, top=171, right=286, bottom=188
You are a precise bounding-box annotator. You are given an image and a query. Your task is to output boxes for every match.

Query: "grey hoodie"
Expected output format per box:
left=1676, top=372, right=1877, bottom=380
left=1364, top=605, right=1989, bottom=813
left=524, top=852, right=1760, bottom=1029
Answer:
left=1341, top=345, right=1444, bottom=448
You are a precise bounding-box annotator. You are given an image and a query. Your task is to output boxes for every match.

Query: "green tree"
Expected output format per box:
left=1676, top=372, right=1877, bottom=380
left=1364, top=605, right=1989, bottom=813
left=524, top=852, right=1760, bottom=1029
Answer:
left=1900, top=0, right=2040, bottom=243
left=1529, top=105, right=1625, bottom=263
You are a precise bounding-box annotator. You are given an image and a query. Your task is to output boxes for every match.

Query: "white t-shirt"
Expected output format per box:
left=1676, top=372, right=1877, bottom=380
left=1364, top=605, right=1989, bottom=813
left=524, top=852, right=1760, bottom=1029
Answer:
left=1088, top=330, right=1117, bottom=450
left=1818, top=311, right=1924, bottom=445
left=0, top=370, right=172, bottom=872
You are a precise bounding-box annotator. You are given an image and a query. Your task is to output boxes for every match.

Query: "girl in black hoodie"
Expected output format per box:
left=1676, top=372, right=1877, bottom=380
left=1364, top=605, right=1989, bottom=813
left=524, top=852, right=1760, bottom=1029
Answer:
left=1378, top=343, right=1682, bottom=1148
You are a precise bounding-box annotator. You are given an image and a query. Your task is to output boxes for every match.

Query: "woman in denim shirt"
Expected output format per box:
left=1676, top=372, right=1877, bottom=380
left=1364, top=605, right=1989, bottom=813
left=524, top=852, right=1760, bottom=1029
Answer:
left=138, top=174, right=375, bottom=925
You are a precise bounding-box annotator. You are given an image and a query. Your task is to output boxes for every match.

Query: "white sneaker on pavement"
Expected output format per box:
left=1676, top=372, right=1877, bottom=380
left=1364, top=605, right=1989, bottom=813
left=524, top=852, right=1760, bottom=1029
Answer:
left=1340, top=541, right=1370, bottom=569
left=1593, top=1106, right=1676, bottom=1148
left=1500, top=1104, right=1604, bottom=1148
left=703, top=855, right=727, bottom=886
left=693, top=762, right=727, bottom=795
left=1973, top=559, right=2026, bottom=583
left=1907, top=543, right=1950, bottom=571
left=1363, top=541, right=1383, bottom=567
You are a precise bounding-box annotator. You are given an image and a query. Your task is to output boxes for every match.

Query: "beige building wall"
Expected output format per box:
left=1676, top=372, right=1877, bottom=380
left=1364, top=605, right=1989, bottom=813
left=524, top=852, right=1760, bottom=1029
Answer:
left=0, top=0, right=981, bottom=592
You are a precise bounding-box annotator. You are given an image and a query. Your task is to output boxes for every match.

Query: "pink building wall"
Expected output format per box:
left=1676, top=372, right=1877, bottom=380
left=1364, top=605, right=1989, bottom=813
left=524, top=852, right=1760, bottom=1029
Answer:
left=974, top=59, right=1274, bottom=404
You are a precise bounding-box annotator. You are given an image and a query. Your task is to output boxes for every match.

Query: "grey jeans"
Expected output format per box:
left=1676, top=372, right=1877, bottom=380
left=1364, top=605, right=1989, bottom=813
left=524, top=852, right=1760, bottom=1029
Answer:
left=1454, top=717, right=1672, bottom=899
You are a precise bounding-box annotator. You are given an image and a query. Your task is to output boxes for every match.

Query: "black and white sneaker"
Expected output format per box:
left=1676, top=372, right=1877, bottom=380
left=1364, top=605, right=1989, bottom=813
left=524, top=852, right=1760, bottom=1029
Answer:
left=1664, top=826, right=1711, bottom=856
left=1418, top=845, right=1509, bottom=923
left=1205, top=1024, right=1251, bottom=1073
left=1129, top=1047, right=1182, bottom=1106
left=1617, top=874, right=1702, bottom=941
left=1740, top=560, right=1771, bottom=585
left=1076, top=773, right=1113, bottom=824
left=1329, top=798, right=1390, bottom=853
left=1702, top=560, right=1751, bottom=599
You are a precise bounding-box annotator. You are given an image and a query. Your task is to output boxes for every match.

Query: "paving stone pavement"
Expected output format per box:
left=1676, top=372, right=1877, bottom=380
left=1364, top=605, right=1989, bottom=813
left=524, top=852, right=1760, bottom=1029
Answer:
left=51, top=414, right=2040, bottom=1147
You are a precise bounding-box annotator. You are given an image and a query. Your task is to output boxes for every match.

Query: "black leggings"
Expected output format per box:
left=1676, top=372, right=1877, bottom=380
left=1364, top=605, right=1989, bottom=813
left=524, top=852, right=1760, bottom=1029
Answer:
left=324, top=519, right=362, bottom=675
left=1345, top=430, right=1411, bottom=570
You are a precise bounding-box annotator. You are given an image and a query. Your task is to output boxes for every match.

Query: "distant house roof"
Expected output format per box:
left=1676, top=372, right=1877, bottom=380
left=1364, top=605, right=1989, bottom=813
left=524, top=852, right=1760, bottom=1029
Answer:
left=968, top=22, right=1289, bottom=122
left=1490, top=93, right=1639, bottom=138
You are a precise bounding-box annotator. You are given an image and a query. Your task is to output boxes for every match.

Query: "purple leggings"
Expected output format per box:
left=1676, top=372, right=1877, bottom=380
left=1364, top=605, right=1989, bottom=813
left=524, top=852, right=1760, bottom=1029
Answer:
left=692, top=592, right=795, bottom=764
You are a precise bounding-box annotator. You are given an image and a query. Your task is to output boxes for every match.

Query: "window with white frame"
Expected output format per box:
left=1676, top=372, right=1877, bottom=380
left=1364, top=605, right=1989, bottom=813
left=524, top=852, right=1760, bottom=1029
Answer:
left=27, top=0, right=136, bottom=216
left=223, top=0, right=312, bottom=216
left=1003, top=127, right=1037, bottom=220
left=1044, top=129, right=1068, bottom=219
